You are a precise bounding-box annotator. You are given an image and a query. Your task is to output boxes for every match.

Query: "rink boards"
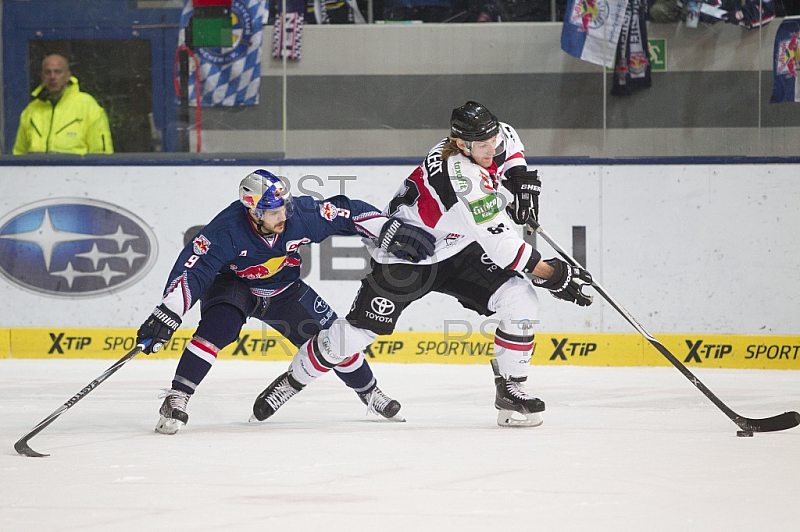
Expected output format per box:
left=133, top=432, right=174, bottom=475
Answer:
left=1, top=328, right=798, bottom=370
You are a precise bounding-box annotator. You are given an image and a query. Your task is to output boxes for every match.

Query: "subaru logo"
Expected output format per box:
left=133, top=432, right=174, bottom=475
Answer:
left=0, top=198, right=157, bottom=297
left=370, top=297, right=395, bottom=316
left=313, top=296, right=329, bottom=314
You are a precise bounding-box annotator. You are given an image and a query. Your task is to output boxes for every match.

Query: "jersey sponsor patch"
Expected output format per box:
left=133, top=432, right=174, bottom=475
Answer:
left=451, top=161, right=470, bottom=193
left=319, top=202, right=338, bottom=220
left=469, top=195, right=501, bottom=225
left=193, top=235, right=211, bottom=255
left=286, top=237, right=311, bottom=253
left=230, top=255, right=301, bottom=279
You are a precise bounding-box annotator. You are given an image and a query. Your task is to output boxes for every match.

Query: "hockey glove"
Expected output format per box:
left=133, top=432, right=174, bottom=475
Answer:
left=379, top=218, right=436, bottom=263
left=532, top=258, right=594, bottom=307
left=137, top=304, right=182, bottom=354
left=502, top=168, right=541, bottom=225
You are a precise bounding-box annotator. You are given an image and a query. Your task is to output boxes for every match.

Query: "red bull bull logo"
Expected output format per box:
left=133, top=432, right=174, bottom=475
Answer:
left=628, top=52, right=650, bottom=76
left=241, top=195, right=258, bottom=209
left=192, top=235, right=211, bottom=255
left=319, top=202, right=338, bottom=221
left=571, top=0, right=607, bottom=32
left=777, top=33, right=799, bottom=77
left=232, top=255, right=302, bottom=279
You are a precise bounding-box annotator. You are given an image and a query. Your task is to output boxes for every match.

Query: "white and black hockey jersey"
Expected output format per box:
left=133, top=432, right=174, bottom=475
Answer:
left=369, top=122, right=541, bottom=272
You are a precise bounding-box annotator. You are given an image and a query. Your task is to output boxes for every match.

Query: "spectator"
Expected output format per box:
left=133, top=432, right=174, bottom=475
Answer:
left=13, top=53, right=113, bottom=155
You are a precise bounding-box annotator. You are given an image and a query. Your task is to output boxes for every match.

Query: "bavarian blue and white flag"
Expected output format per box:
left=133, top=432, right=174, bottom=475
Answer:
left=179, top=0, right=267, bottom=106
left=561, top=0, right=629, bottom=68
left=770, top=16, right=800, bottom=104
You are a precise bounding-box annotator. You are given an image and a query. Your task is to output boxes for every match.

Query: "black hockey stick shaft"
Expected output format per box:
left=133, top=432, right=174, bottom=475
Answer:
left=14, top=340, right=151, bottom=457
left=529, top=220, right=799, bottom=433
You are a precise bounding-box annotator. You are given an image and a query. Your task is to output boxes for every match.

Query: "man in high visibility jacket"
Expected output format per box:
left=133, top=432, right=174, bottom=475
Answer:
left=13, top=53, right=113, bottom=155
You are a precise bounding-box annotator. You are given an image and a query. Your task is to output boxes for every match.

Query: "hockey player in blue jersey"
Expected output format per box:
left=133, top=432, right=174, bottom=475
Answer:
left=136, top=169, right=435, bottom=434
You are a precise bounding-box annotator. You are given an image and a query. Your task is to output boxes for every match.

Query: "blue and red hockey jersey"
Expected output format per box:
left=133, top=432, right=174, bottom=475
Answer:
left=161, top=195, right=386, bottom=317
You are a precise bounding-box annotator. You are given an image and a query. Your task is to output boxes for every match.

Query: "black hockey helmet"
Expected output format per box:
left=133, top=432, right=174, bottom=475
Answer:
left=450, top=101, right=500, bottom=141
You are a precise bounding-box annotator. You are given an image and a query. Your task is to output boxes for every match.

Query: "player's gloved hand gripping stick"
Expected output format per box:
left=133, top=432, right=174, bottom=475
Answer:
left=528, top=219, right=800, bottom=436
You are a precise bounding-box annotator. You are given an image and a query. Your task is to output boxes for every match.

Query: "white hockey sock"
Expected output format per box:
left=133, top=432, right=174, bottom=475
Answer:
left=493, top=327, right=534, bottom=379
left=290, top=321, right=377, bottom=386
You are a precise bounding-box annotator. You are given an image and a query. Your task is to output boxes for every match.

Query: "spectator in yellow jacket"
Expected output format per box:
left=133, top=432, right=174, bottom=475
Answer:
left=13, top=53, right=113, bottom=155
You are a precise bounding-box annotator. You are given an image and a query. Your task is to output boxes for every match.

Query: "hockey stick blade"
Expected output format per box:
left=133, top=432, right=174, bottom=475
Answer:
left=14, top=341, right=150, bottom=458
left=528, top=220, right=800, bottom=434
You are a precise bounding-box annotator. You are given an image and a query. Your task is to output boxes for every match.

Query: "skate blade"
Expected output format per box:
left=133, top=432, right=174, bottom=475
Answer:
left=248, top=414, right=263, bottom=423
left=497, top=410, right=543, bottom=428
left=155, top=416, right=184, bottom=435
left=382, top=413, right=406, bottom=422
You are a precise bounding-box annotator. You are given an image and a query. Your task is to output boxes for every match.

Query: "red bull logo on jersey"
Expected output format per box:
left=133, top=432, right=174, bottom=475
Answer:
left=777, top=33, right=799, bottom=77
left=570, top=0, right=608, bottom=32
left=231, top=255, right=302, bottom=279
left=192, top=234, right=211, bottom=255
left=319, top=202, right=338, bottom=221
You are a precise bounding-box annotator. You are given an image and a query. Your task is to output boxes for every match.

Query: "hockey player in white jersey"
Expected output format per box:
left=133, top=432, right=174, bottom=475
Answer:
left=252, top=101, right=594, bottom=427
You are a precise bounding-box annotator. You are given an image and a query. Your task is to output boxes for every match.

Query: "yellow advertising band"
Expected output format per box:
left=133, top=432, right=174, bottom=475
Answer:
left=2, top=328, right=799, bottom=370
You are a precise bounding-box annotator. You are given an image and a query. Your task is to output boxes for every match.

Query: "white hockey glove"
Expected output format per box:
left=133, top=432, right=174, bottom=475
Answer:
left=378, top=218, right=436, bottom=263
left=532, top=258, right=593, bottom=307
left=137, top=304, right=182, bottom=354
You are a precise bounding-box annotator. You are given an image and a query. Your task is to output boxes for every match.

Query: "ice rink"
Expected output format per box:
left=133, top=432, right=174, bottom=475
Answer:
left=2, top=358, right=799, bottom=532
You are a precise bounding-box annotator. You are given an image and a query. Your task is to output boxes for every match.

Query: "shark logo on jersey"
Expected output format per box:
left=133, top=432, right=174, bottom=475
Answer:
left=0, top=198, right=157, bottom=297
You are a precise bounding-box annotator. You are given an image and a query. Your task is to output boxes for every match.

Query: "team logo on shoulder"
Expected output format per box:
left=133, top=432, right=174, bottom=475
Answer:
left=319, top=202, right=338, bottom=221
left=193, top=235, right=211, bottom=255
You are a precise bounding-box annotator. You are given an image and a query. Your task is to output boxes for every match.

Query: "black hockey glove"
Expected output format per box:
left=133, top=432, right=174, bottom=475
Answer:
left=378, top=218, right=436, bottom=263
left=532, top=258, right=594, bottom=307
left=502, top=168, right=541, bottom=225
left=137, top=304, right=182, bottom=354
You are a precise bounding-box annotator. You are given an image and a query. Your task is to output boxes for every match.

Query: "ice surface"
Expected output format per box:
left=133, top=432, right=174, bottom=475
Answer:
left=2, top=359, right=798, bottom=532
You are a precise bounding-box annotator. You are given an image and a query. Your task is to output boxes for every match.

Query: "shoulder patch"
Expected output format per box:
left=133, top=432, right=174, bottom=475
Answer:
left=193, top=234, right=211, bottom=255
left=319, top=202, right=338, bottom=220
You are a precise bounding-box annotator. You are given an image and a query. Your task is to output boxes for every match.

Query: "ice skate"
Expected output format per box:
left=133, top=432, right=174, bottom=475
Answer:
left=155, top=388, right=190, bottom=434
left=358, top=386, right=405, bottom=422
left=491, top=359, right=544, bottom=427
left=250, top=370, right=304, bottom=422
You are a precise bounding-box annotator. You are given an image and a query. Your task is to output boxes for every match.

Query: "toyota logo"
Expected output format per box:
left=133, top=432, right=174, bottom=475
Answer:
left=370, top=297, right=395, bottom=316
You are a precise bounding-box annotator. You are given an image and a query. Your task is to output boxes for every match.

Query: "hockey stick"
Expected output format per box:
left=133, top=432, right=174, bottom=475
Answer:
left=528, top=220, right=800, bottom=434
left=14, top=339, right=151, bottom=457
